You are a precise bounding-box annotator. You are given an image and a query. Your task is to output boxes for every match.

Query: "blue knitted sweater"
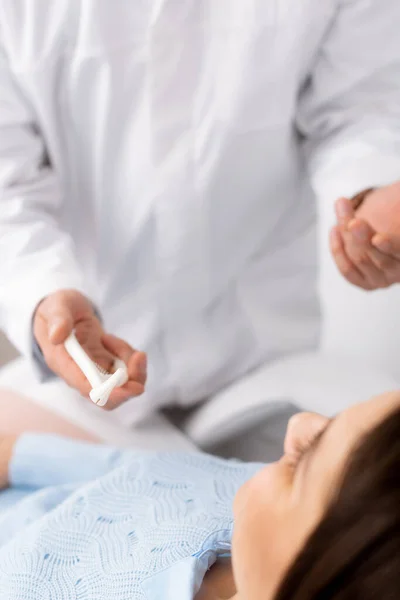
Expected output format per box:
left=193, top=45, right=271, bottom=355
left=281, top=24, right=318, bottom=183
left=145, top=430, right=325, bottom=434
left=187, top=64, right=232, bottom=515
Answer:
left=0, top=435, right=262, bottom=599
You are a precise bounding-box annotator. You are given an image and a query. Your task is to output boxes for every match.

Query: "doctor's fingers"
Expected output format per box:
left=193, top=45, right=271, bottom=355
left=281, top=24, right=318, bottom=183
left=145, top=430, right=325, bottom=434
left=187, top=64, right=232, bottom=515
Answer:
left=43, top=343, right=92, bottom=397
left=333, top=197, right=383, bottom=288
left=365, top=245, right=400, bottom=285
left=373, top=234, right=400, bottom=258
left=343, top=220, right=390, bottom=288
left=99, top=335, right=147, bottom=410
left=335, top=197, right=355, bottom=227
left=102, top=334, right=147, bottom=385
left=44, top=340, right=144, bottom=409
left=42, top=340, right=144, bottom=409
left=330, top=226, right=372, bottom=290
left=35, top=312, right=116, bottom=376
left=35, top=318, right=112, bottom=398
left=104, top=380, right=146, bottom=411
left=34, top=289, right=96, bottom=345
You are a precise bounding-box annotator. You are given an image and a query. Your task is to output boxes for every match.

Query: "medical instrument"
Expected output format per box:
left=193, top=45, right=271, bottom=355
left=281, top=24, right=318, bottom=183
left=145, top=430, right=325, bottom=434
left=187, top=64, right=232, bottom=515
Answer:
left=64, top=331, right=128, bottom=407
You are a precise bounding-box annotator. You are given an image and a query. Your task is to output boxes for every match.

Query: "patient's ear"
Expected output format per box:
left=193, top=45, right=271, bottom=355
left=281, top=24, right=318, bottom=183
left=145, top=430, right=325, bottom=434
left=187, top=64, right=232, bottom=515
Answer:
left=284, top=412, right=329, bottom=459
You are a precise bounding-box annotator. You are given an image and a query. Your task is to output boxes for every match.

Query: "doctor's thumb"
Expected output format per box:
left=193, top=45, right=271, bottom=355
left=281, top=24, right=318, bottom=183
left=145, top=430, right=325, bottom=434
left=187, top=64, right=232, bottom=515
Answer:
left=48, top=312, right=74, bottom=345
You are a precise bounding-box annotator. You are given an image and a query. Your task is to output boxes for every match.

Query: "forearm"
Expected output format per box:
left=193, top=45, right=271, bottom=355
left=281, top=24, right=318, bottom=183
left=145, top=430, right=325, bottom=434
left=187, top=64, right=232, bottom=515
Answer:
left=0, top=435, right=18, bottom=490
left=0, top=388, right=99, bottom=443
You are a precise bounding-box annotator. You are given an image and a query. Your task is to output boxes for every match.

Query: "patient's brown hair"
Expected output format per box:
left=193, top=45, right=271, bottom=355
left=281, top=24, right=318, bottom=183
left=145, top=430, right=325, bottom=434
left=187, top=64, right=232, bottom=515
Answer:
left=275, top=407, right=400, bottom=600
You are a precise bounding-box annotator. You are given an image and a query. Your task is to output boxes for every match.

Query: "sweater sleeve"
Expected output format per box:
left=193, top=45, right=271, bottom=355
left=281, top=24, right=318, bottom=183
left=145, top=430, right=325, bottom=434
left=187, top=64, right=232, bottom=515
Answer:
left=9, top=434, right=130, bottom=489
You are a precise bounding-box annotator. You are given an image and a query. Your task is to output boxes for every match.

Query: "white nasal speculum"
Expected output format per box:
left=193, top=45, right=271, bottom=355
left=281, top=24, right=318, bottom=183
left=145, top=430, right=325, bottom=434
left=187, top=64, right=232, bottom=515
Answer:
left=64, top=331, right=128, bottom=407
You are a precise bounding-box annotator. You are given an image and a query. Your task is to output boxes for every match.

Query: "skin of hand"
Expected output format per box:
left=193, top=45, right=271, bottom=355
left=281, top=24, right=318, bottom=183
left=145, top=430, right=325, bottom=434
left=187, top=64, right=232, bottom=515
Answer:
left=33, top=289, right=147, bottom=410
left=330, top=181, right=400, bottom=290
left=0, top=435, right=17, bottom=490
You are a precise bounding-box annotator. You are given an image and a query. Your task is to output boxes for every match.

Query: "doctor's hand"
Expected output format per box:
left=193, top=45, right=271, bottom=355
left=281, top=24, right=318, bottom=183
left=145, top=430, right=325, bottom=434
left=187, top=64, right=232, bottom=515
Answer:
left=33, top=289, right=147, bottom=409
left=330, top=181, right=400, bottom=290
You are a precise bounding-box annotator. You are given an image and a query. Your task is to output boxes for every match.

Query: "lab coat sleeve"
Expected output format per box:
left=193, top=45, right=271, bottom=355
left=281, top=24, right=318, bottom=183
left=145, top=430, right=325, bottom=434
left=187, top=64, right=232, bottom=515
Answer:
left=297, top=0, right=400, bottom=202
left=0, top=31, right=89, bottom=359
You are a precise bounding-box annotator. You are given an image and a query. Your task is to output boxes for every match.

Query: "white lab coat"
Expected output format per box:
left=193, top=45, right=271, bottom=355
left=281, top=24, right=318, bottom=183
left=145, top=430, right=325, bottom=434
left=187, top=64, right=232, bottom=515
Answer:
left=0, top=1, right=399, bottom=423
